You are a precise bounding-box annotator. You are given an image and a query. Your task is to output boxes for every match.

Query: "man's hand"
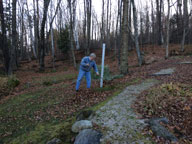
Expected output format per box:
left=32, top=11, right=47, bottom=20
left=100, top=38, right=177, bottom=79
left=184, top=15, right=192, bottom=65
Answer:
left=86, top=64, right=90, bottom=66
left=96, top=72, right=99, bottom=76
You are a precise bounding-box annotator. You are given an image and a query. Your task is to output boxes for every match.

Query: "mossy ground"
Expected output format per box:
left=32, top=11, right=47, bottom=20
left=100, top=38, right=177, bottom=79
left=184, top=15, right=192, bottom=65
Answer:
left=0, top=69, right=141, bottom=144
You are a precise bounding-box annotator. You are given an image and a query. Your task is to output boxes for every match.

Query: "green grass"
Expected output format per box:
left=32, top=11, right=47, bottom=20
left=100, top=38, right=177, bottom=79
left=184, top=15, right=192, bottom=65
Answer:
left=32, top=73, right=77, bottom=86
left=9, top=117, right=76, bottom=144
left=0, top=83, right=70, bottom=144
left=0, top=73, right=141, bottom=144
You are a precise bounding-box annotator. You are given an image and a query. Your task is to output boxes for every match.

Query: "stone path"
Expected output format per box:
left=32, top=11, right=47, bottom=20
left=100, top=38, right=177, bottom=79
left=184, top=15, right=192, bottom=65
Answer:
left=152, top=68, right=175, bottom=76
left=91, top=79, right=159, bottom=144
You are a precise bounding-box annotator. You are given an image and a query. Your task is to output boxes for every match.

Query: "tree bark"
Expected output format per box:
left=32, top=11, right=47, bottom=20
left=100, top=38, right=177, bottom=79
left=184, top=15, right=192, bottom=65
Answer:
left=165, top=0, right=170, bottom=58
left=181, top=0, right=188, bottom=52
left=39, top=0, right=51, bottom=71
left=131, top=0, right=143, bottom=66
left=68, top=0, right=77, bottom=68
left=0, top=0, right=10, bottom=73
left=9, top=0, right=17, bottom=75
left=120, top=0, right=129, bottom=74
left=86, top=0, right=92, bottom=54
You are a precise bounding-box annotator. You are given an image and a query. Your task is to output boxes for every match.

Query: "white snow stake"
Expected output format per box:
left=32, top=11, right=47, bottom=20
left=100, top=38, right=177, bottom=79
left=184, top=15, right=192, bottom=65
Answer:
left=100, top=43, right=106, bottom=88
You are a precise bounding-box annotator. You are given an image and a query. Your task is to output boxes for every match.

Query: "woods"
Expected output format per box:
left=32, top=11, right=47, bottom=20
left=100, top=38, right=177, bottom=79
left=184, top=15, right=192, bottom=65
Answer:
left=1, top=0, right=192, bottom=143
left=0, top=0, right=192, bottom=74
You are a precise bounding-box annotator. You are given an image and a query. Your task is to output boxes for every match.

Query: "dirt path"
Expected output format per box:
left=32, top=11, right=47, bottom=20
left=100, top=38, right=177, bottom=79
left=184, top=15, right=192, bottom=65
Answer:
left=91, top=79, right=159, bottom=144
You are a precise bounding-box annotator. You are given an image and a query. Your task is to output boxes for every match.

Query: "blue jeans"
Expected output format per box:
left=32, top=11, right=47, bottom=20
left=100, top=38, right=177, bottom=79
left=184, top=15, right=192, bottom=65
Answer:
left=76, top=69, right=91, bottom=90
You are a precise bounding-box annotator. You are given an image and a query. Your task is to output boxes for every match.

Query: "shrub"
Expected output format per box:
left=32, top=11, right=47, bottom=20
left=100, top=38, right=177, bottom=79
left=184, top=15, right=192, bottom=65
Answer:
left=7, top=75, right=20, bottom=88
left=91, top=65, right=123, bottom=81
left=57, top=26, right=70, bottom=53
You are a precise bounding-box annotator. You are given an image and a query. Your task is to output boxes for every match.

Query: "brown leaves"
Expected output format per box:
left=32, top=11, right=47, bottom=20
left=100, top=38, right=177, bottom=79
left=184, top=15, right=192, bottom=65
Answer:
left=135, top=83, right=192, bottom=143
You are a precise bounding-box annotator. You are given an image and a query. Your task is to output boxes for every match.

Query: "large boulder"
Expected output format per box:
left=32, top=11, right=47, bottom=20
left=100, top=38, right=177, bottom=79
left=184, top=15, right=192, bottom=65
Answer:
left=76, top=110, right=94, bottom=121
left=46, top=138, right=62, bottom=144
left=72, top=120, right=93, bottom=133
left=74, top=129, right=102, bottom=144
left=148, top=118, right=178, bottom=142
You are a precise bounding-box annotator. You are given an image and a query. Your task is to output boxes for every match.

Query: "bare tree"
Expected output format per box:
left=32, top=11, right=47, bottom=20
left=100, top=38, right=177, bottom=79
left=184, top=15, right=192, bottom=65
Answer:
left=181, top=0, right=188, bottom=52
left=0, top=0, right=9, bottom=73
left=68, top=0, right=77, bottom=68
left=120, top=0, right=129, bottom=74
left=39, top=0, right=51, bottom=71
left=131, top=0, right=143, bottom=66
left=9, top=0, right=17, bottom=75
left=86, top=0, right=92, bottom=54
left=165, top=0, right=171, bottom=58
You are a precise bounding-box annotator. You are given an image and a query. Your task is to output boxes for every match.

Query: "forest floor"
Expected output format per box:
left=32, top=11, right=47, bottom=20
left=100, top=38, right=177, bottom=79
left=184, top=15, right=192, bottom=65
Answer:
left=0, top=44, right=192, bottom=144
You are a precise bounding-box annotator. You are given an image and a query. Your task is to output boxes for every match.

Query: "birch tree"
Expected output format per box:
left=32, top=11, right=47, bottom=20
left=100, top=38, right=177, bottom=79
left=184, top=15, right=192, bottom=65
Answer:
left=131, top=0, right=143, bottom=66
left=165, top=0, right=171, bottom=58
left=181, top=0, right=188, bottom=52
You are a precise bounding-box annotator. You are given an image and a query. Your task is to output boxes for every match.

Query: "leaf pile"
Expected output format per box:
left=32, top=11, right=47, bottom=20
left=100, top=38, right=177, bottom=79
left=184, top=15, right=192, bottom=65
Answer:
left=135, top=83, right=192, bottom=142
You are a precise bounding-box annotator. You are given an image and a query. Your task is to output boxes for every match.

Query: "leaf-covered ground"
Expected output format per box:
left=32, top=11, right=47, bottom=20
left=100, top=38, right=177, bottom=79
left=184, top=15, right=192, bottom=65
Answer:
left=0, top=45, right=192, bottom=143
left=134, top=83, right=192, bottom=143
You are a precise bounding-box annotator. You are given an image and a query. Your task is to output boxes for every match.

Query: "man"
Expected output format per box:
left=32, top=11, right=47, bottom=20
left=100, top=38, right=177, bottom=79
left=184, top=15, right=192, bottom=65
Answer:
left=76, top=53, right=99, bottom=91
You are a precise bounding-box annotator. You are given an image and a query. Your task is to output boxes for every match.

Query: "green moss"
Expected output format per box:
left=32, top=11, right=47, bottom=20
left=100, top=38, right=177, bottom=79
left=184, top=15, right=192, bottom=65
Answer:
left=0, top=84, right=70, bottom=144
left=10, top=117, right=76, bottom=144
left=7, top=75, right=20, bottom=88
left=40, top=73, right=77, bottom=86
left=93, top=85, right=116, bottom=92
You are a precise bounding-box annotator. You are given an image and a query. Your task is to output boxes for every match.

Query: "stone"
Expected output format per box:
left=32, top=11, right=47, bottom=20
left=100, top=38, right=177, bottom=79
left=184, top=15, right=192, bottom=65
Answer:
left=145, top=57, right=157, bottom=65
left=179, top=61, right=192, bottom=64
left=72, top=120, right=93, bottom=133
left=148, top=118, right=178, bottom=142
left=152, top=68, right=175, bottom=76
left=76, top=110, right=94, bottom=121
left=74, top=129, right=102, bottom=144
left=46, top=138, right=62, bottom=144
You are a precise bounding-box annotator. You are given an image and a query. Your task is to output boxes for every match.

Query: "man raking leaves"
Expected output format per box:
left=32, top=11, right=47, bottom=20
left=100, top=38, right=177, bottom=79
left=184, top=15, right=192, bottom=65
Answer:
left=76, top=53, right=99, bottom=91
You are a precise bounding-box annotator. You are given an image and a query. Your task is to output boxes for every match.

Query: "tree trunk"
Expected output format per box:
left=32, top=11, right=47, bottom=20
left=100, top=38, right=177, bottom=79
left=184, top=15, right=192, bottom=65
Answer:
left=39, top=0, right=51, bottom=71
left=9, top=0, right=17, bottom=75
left=120, top=0, right=129, bottom=74
left=131, top=0, right=143, bottom=66
left=165, top=0, right=170, bottom=58
left=26, top=1, right=37, bottom=59
left=68, top=0, right=77, bottom=68
left=101, top=0, right=105, bottom=42
left=86, top=0, right=92, bottom=54
left=0, top=0, right=10, bottom=73
left=181, top=0, right=188, bottom=52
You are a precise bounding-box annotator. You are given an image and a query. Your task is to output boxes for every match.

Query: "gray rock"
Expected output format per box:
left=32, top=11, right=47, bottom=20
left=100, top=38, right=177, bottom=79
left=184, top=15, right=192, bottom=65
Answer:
left=76, top=110, right=94, bottom=121
left=74, top=129, right=102, bottom=144
left=152, top=68, right=175, bottom=76
left=72, top=120, right=93, bottom=133
left=179, top=61, right=192, bottom=64
left=148, top=118, right=178, bottom=142
left=46, top=138, right=62, bottom=144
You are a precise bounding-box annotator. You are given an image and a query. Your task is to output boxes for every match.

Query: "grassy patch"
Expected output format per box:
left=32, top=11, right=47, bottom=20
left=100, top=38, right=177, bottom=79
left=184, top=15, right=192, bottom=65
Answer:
left=0, top=84, right=70, bottom=143
left=29, top=73, right=77, bottom=88
left=0, top=75, right=20, bottom=98
left=7, top=75, right=20, bottom=88
left=41, top=73, right=77, bottom=86
left=93, top=85, right=116, bottom=92
left=9, top=117, right=76, bottom=144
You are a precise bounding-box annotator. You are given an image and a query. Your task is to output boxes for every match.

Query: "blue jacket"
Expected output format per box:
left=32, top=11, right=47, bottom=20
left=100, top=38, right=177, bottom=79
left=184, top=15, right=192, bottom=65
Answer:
left=80, top=56, right=98, bottom=72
